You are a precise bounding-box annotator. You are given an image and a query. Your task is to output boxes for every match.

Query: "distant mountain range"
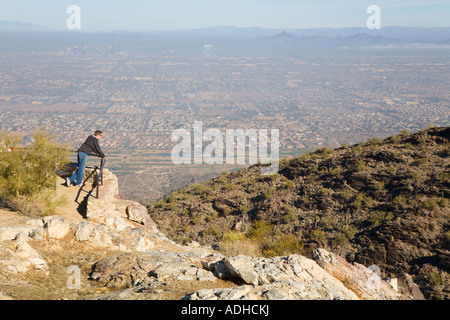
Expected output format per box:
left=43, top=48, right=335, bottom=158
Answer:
left=0, top=21, right=55, bottom=32
left=1, top=21, right=450, bottom=44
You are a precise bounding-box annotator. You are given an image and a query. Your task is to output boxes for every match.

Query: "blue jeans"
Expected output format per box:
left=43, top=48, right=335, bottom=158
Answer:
left=69, top=152, right=88, bottom=186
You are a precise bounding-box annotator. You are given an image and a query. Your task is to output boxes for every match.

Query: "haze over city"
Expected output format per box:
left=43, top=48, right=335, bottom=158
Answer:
left=0, top=0, right=448, bottom=201
left=1, top=0, right=450, bottom=32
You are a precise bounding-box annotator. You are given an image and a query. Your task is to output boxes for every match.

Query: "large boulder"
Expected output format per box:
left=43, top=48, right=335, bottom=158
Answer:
left=89, top=250, right=216, bottom=290
left=43, top=215, right=71, bottom=240
left=187, top=249, right=423, bottom=300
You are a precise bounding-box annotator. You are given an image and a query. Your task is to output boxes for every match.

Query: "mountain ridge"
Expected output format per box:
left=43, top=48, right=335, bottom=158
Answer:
left=1, top=21, right=450, bottom=43
left=149, top=127, right=450, bottom=299
left=0, top=169, right=423, bottom=301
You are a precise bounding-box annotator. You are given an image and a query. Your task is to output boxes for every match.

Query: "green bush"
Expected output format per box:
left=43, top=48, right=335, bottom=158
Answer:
left=284, top=180, right=295, bottom=189
left=369, top=210, right=394, bottom=226
left=330, top=167, right=342, bottom=177
left=400, top=130, right=409, bottom=136
left=331, top=233, right=348, bottom=247
left=263, top=234, right=304, bottom=257
left=311, top=228, right=326, bottom=241
left=190, top=183, right=207, bottom=195
left=427, top=271, right=445, bottom=286
left=264, top=187, right=276, bottom=199
left=374, top=181, right=385, bottom=190
left=282, top=205, right=297, bottom=223
left=393, top=195, right=407, bottom=207
left=352, top=193, right=373, bottom=210
left=356, top=160, right=366, bottom=172
left=340, top=189, right=352, bottom=200
left=0, top=129, right=69, bottom=198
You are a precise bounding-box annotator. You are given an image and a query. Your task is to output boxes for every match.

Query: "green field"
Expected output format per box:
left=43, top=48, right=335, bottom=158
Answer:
left=69, top=148, right=307, bottom=178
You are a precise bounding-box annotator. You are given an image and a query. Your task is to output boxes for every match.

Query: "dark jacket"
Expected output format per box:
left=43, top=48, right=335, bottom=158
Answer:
left=78, top=135, right=106, bottom=158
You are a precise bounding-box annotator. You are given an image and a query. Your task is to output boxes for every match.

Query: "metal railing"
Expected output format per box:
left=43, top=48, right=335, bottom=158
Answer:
left=95, top=157, right=106, bottom=198
left=77, top=154, right=106, bottom=199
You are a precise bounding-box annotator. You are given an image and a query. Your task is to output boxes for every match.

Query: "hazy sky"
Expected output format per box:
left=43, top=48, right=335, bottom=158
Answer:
left=1, top=0, right=449, bottom=31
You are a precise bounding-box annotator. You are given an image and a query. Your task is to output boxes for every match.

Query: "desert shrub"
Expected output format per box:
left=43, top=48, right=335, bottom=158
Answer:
left=331, top=233, right=348, bottom=247
left=206, top=212, right=218, bottom=222
left=314, top=147, right=333, bottom=159
left=321, top=216, right=333, bottom=229
left=284, top=180, right=295, bottom=189
left=385, top=165, right=395, bottom=174
left=427, top=271, right=445, bottom=286
left=445, top=231, right=450, bottom=241
left=224, top=183, right=238, bottom=191
left=165, top=201, right=177, bottom=210
left=369, top=210, right=394, bottom=226
left=219, top=230, right=261, bottom=257
left=0, top=130, right=69, bottom=216
left=264, top=187, right=276, bottom=200
left=154, top=199, right=166, bottom=208
left=247, top=219, right=273, bottom=242
left=367, top=137, right=384, bottom=146
left=311, top=228, right=326, bottom=241
left=282, top=205, right=297, bottom=223
left=374, top=181, right=385, bottom=190
left=437, top=197, right=448, bottom=208
left=263, top=234, right=304, bottom=257
left=422, top=197, right=446, bottom=211
left=439, top=171, right=450, bottom=182
left=344, top=226, right=357, bottom=240
left=151, top=211, right=160, bottom=221
left=393, top=195, right=407, bottom=207
left=353, top=193, right=373, bottom=210
left=319, top=188, right=331, bottom=196
left=340, top=189, right=352, bottom=200
left=260, top=173, right=279, bottom=182
left=190, top=183, right=207, bottom=195
left=409, top=170, right=420, bottom=180
left=356, top=160, right=366, bottom=172
left=413, top=157, right=428, bottom=166
left=391, top=135, right=401, bottom=143
left=0, top=129, right=69, bottom=197
left=201, top=226, right=220, bottom=237
left=330, top=167, right=342, bottom=177
left=239, top=204, right=249, bottom=215
left=222, top=206, right=232, bottom=216
left=215, top=175, right=228, bottom=184
left=417, top=137, right=427, bottom=148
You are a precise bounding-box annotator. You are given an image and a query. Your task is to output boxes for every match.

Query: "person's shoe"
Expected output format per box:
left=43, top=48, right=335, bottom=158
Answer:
left=75, top=184, right=83, bottom=188
left=65, top=178, right=71, bottom=187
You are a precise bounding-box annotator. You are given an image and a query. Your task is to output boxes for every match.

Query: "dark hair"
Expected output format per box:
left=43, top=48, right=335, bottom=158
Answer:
left=94, top=130, right=103, bottom=136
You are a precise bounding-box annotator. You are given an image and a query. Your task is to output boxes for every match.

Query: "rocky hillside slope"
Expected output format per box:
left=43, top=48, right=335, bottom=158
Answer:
left=0, top=169, right=423, bottom=300
left=149, top=127, right=450, bottom=299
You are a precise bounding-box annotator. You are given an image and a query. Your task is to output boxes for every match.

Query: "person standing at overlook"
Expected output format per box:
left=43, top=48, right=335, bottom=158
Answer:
left=66, top=130, right=107, bottom=187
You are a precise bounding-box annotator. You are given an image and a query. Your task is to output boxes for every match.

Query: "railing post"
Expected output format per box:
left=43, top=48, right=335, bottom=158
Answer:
left=96, top=174, right=99, bottom=199
left=100, top=157, right=104, bottom=186
left=96, top=157, right=105, bottom=199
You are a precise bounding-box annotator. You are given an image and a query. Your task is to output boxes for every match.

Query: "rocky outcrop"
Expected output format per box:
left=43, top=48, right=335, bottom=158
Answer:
left=0, top=169, right=425, bottom=300
left=90, top=247, right=422, bottom=300
left=189, top=249, right=424, bottom=300
left=86, top=169, right=164, bottom=238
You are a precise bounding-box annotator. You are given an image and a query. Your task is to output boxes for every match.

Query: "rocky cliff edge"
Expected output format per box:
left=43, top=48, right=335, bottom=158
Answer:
left=0, top=169, right=424, bottom=300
